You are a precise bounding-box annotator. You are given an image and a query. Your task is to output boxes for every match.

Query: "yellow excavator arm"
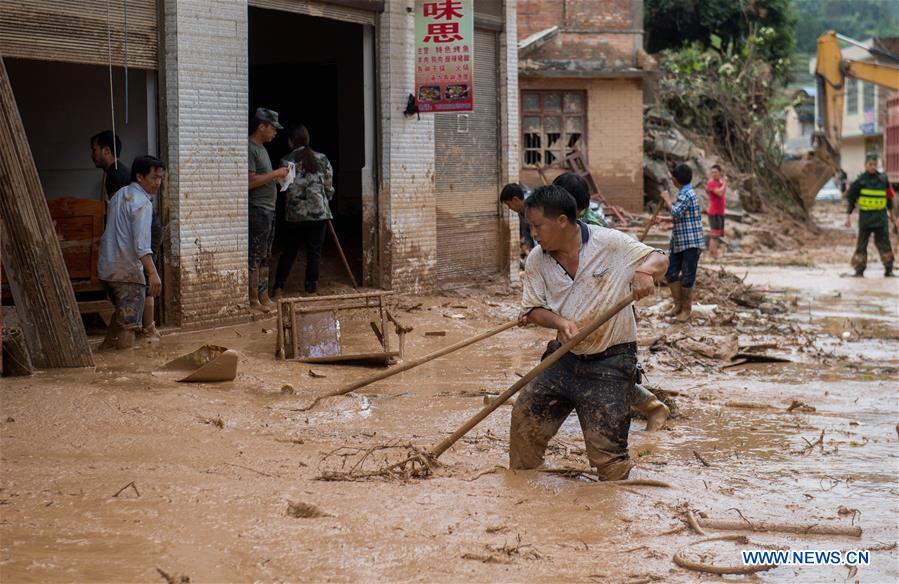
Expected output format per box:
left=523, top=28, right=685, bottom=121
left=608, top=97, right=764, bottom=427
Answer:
left=783, top=31, right=899, bottom=208
left=815, top=31, right=899, bottom=146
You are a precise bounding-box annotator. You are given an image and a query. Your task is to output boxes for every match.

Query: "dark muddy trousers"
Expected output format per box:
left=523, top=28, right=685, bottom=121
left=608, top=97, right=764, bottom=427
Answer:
left=274, top=220, right=327, bottom=289
left=510, top=340, right=637, bottom=480
left=851, top=212, right=894, bottom=274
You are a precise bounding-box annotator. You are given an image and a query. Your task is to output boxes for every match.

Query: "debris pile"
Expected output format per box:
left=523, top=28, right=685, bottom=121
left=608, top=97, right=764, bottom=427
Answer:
left=643, top=109, right=748, bottom=214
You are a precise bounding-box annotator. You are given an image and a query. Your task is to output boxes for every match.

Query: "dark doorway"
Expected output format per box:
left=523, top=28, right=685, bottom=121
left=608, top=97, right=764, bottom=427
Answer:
left=248, top=7, right=366, bottom=292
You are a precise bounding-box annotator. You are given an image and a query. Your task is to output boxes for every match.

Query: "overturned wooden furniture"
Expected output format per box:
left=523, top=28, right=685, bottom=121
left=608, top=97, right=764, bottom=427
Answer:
left=47, top=197, right=106, bottom=292
left=275, top=291, right=410, bottom=365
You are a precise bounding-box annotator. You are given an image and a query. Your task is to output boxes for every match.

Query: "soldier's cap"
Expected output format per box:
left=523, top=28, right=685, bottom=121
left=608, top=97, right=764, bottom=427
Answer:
left=865, top=152, right=878, bottom=162
left=254, top=107, right=283, bottom=130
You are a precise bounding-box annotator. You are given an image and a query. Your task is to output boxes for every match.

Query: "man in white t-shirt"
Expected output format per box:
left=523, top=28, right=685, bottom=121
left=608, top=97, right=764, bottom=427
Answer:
left=513, top=185, right=668, bottom=480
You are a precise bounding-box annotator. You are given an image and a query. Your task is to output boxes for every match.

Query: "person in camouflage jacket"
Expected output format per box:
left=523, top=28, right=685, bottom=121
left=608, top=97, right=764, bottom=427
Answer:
left=272, top=125, right=335, bottom=296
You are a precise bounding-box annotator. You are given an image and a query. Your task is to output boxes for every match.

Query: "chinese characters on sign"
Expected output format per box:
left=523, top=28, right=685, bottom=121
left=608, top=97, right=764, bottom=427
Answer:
left=414, top=0, right=474, bottom=112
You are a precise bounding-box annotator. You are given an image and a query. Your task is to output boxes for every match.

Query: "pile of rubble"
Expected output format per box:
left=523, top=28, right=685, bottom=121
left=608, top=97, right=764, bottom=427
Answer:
left=643, top=108, right=751, bottom=214
left=641, top=108, right=818, bottom=256
left=637, top=267, right=797, bottom=374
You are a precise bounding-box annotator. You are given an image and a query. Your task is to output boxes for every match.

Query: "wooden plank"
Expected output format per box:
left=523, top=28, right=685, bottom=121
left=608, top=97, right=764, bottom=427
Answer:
left=297, top=351, right=399, bottom=365
left=0, top=57, right=93, bottom=368
left=77, top=300, right=115, bottom=315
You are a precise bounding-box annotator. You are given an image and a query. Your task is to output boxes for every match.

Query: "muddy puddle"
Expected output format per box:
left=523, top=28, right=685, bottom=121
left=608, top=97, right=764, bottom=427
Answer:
left=1, top=263, right=897, bottom=582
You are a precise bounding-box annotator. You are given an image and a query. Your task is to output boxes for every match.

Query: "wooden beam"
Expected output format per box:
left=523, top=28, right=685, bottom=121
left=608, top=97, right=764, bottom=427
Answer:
left=0, top=57, right=93, bottom=368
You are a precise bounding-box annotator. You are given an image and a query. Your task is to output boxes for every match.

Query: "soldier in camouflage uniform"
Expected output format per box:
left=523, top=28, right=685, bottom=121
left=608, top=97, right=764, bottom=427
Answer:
left=845, top=154, right=897, bottom=277
left=553, top=172, right=610, bottom=228
left=272, top=124, right=334, bottom=297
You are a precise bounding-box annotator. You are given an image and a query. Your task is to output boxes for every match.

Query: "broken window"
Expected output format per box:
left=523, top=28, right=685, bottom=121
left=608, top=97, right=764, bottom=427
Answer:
left=521, top=90, right=586, bottom=168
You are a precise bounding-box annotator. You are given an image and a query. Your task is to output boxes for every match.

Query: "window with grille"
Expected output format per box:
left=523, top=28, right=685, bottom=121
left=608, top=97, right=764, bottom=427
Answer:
left=847, top=78, right=858, bottom=114
left=863, top=82, right=875, bottom=112
left=521, top=90, right=587, bottom=168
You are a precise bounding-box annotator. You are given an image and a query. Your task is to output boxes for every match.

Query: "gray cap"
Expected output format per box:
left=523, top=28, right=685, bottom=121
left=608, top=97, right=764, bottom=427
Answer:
left=254, top=107, right=283, bottom=130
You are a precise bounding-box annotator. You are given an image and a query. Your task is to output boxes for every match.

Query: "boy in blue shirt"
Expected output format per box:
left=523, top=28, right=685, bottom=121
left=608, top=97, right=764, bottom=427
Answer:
left=659, top=163, right=704, bottom=322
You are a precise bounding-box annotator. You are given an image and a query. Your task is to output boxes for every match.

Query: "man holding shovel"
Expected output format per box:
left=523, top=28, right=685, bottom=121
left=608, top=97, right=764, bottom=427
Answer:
left=512, top=185, right=668, bottom=480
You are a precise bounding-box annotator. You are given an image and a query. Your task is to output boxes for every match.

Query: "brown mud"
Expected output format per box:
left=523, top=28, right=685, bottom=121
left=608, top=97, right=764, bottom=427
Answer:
left=2, top=204, right=897, bottom=582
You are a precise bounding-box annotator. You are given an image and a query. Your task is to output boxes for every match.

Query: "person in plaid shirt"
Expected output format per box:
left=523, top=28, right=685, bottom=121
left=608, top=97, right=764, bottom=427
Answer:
left=659, top=163, right=704, bottom=322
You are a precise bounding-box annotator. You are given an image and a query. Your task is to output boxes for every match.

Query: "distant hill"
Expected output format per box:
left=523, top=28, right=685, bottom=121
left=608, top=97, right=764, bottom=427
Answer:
left=789, top=0, right=899, bottom=87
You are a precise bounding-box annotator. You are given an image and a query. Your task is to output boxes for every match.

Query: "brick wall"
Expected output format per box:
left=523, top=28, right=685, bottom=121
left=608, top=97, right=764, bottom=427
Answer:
left=163, top=0, right=249, bottom=327
left=519, top=0, right=635, bottom=37
left=378, top=0, right=437, bottom=293
left=520, top=77, right=644, bottom=212
left=518, top=0, right=641, bottom=72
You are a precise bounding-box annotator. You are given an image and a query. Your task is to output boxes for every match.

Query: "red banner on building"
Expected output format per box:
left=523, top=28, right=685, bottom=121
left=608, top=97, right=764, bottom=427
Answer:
left=414, top=0, right=474, bottom=113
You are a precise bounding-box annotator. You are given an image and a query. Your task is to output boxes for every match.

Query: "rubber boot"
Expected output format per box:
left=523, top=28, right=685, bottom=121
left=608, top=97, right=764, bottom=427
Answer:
left=248, top=269, right=270, bottom=312
left=259, top=266, right=275, bottom=308
left=259, top=289, right=275, bottom=308
left=665, top=281, right=682, bottom=317
left=100, top=319, right=121, bottom=350
left=885, top=262, right=894, bottom=278
left=139, top=296, right=160, bottom=342
left=634, top=397, right=670, bottom=431
left=304, top=280, right=317, bottom=295
left=851, top=252, right=866, bottom=277
left=675, top=287, right=693, bottom=322
left=115, top=326, right=137, bottom=350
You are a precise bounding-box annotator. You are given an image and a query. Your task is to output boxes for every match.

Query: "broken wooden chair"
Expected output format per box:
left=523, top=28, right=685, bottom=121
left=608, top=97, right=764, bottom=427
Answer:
left=275, top=291, right=410, bottom=365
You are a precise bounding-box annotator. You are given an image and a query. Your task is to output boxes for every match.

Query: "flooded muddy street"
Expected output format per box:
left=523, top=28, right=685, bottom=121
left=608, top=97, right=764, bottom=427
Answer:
left=2, top=255, right=897, bottom=582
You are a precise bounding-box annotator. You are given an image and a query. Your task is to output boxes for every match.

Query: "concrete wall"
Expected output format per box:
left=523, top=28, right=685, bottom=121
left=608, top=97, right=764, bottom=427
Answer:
left=499, top=0, right=520, bottom=281
left=162, top=0, right=249, bottom=327
left=377, top=0, right=519, bottom=291
left=377, top=1, right=437, bottom=292
left=6, top=59, right=153, bottom=201
left=519, top=77, right=644, bottom=212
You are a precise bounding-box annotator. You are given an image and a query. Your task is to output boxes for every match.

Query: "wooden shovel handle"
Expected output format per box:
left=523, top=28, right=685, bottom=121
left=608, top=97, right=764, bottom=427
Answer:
left=429, top=293, right=636, bottom=459
left=639, top=202, right=663, bottom=243
left=298, top=320, right=519, bottom=411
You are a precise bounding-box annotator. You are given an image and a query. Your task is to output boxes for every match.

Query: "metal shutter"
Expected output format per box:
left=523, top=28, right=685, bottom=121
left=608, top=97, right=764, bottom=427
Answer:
left=435, top=28, right=500, bottom=283
left=248, top=0, right=377, bottom=25
left=0, top=1, right=158, bottom=69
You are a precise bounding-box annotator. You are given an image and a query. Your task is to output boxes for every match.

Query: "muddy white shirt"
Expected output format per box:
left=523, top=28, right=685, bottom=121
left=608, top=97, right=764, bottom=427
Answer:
left=521, top=223, right=657, bottom=355
left=98, top=183, right=154, bottom=285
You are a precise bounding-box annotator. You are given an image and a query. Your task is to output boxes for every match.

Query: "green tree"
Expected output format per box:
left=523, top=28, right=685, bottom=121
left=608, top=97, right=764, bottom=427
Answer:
left=646, top=0, right=797, bottom=76
left=793, top=0, right=899, bottom=55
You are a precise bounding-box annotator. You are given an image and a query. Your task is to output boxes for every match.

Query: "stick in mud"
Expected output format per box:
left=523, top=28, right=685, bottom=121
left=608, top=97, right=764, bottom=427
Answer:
left=685, top=509, right=707, bottom=535
left=673, top=535, right=776, bottom=575
left=697, top=517, right=862, bottom=537
left=112, top=481, right=140, bottom=498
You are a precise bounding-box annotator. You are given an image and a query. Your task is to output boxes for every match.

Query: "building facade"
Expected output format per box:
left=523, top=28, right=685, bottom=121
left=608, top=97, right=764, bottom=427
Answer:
left=516, top=0, right=650, bottom=213
left=1, top=0, right=519, bottom=328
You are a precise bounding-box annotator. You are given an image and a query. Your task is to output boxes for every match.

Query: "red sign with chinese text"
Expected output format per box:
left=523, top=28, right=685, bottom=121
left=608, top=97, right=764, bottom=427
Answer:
left=414, top=0, right=474, bottom=112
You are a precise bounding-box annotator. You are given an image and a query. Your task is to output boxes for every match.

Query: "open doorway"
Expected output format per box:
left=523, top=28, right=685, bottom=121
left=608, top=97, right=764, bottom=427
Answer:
left=249, top=7, right=368, bottom=292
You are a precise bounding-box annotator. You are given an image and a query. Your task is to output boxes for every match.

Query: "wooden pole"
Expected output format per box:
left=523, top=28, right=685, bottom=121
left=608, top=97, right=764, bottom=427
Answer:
left=0, top=57, right=93, bottom=368
left=298, top=320, right=518, bottom=411
left=326, top=220, right=358, bottom=289
left=429, top=293, right=635, bottom=459
left=639, top=201, right=663, bottom=242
